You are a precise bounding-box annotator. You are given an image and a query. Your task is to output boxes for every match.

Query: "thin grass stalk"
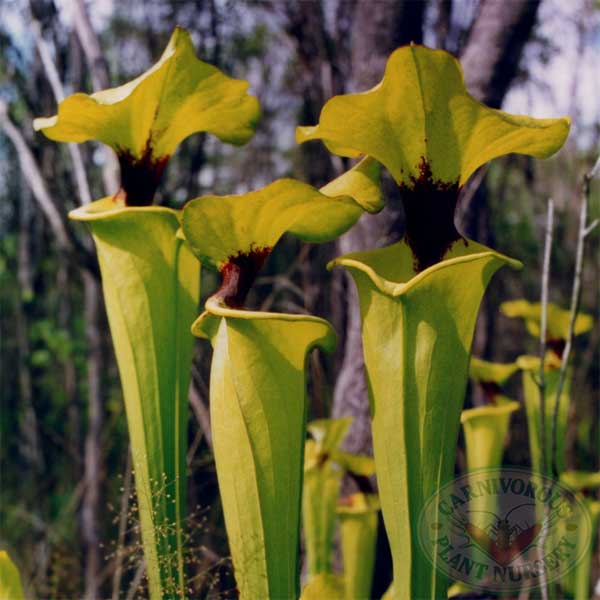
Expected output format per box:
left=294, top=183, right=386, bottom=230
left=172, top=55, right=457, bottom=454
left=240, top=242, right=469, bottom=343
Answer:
left=550, top=156, right=600, bottom=477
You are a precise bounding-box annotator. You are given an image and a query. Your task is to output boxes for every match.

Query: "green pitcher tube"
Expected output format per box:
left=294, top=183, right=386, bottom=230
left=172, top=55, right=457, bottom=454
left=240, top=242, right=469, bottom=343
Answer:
left=337, top=493, right=380, bottom=600
left=193, top=302, right=336, bottom=599
left=461, top=397, right=520, bottom=472
left=303, top=418, right=352, bottom=578
left=34, top=26, right=260, bottom=598
left=560, top=471, right=600, bottom=600
left=71, top=200, right=199, bottom=597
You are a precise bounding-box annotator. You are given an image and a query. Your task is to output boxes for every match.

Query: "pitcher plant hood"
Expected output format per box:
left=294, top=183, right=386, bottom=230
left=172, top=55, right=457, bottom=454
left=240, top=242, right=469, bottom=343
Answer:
left=297, top=44, right=570, bottom=188
left=299, top=44, right=569, bottom=273
left=182, top=157, right=381, bottom=310
left=34, top=26, right=259, bottom=205
left=500, top=299, right=593, bottom=353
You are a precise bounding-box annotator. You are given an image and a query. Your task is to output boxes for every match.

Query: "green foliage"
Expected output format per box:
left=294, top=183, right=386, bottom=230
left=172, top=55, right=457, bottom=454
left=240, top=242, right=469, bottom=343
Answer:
left=302, top=418, right=375, bottom=580
left=181, top=157, right=381, bottom=272
left=300, top=43, right=569, bottom=600
left=461, top=396, right=520, bottom=471
left=518, top=355, right=571, bottom=475
left=559, top=472, right=600, bottom=600
left=500, top=299, right=593, bottom=341
left=337, top=493, right=380, bottom=600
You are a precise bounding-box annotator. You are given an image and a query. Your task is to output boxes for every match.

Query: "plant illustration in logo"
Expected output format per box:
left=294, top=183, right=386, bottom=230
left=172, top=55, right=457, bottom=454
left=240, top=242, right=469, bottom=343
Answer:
left=419, top=468, right=590, bottom=593
left=181, top=162, right=381, bottom=599
left=501, top=300, right=593, bottom=475
left=299, top=44, right=569, bottom=599
left=34, top=27, right=259, bottom=598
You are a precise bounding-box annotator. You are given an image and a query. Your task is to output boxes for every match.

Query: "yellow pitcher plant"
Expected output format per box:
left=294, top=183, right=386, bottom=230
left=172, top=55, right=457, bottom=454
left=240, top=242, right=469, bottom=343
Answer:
left=298, top=45, right=569, bottom=599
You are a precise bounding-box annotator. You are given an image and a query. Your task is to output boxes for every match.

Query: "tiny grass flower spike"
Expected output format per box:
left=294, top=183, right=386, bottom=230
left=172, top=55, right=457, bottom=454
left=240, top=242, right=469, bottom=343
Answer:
left=299, top=45, right=570, bottom=600
left=34, top=26, right=259, bottom=206
left=181, top=163, right=382, bottom=600
left=500, top=300, right=594, bottom=476
left=34, top=27, right=259, bottom=600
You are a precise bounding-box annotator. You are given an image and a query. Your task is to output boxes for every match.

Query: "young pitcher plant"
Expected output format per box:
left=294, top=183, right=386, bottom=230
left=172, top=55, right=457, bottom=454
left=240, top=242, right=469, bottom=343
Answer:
left=34, top=27, right=259, bottom=598
left=501, top=300, right=593, bottom=476
left=298, top=44, right=569, bottom=599
left=461, top=357, right=520, bottom=472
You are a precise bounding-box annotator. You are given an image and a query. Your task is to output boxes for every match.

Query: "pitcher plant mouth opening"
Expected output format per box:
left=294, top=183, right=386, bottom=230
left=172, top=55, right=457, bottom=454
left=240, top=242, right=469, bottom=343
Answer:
left=214, top=246, right=272, bottom=309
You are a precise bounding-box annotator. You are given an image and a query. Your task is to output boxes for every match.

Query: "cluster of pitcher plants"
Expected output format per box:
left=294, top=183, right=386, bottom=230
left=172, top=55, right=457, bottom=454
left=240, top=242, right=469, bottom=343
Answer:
left=7, top=24, right=594, bottom=600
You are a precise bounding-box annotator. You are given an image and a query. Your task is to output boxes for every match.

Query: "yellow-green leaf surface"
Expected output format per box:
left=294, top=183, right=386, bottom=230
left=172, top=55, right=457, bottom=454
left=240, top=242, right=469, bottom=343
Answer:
left=70, top=199, right=199, bottom=598
left=460, top=396, right=520, bottom=471
left=301, top=574, right=345, bottom=600
left=330, top=240, right=521, bottom=600
left=34, top=27, right=259, bottom=158
left=447, top=581, right=475, bottom=598
left=517, top=355, right=570, bottom=475
left=469, top=356, right=519, bottom=386
left=337, top=493, right=380, bottom=600
left=0, top=551, right=24, bottom=600
left=560, top=470, right=600, bottom=492
left=297, top=45, right=569, bottom=187
left=192, top=299, right=335, bottom=600
left=181, top=161, right=381, bottom=272
left=500, top=299, right=594, bottom=342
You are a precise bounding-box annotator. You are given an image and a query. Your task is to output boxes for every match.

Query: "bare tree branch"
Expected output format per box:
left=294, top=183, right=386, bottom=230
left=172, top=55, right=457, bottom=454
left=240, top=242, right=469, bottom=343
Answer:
left=1, top=102, right=72, bottom=251
left=460, top=0, right=540, bottom=108
left=71, top=0, right=119, bottom=193
left=538, top=198, right=554, bottom=480
left=31, top=20, right=106, bottom=598
left=32, top=20, right=93, bottom=206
